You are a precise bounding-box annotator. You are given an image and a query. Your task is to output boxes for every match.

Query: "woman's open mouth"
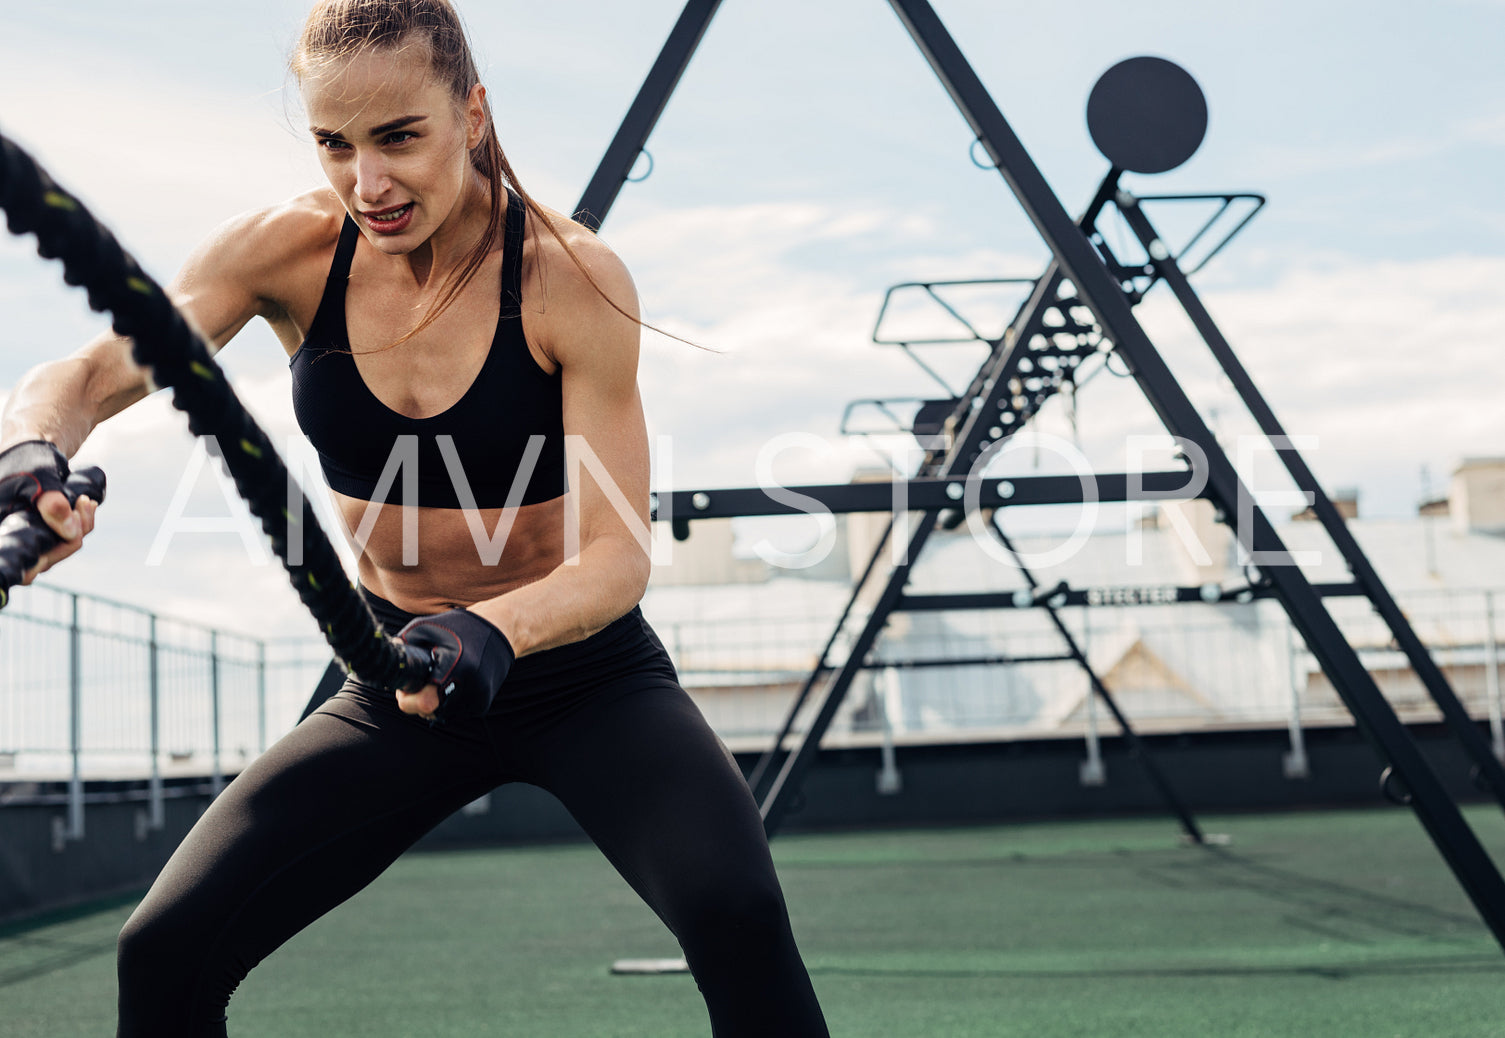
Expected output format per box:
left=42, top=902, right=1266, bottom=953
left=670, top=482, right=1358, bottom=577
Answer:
left=363, top=204, right=414, bottom=234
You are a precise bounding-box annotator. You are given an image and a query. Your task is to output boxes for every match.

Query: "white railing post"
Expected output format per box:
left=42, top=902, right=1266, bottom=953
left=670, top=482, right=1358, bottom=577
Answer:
left=1080, top=616, right=1105, bottom=786
left=1485, top=590, right=1504, bottom=763
left=210, top=630, right=223, bottom=796
left=1283, top=618, right=1310, bottom=779
left=66, top=591, right=84, bottom=840
left=876, top=667, right=903, bottom=795
left=148, top=613, right=164, bottom=830
left=256, top=639, right=268, bottom=755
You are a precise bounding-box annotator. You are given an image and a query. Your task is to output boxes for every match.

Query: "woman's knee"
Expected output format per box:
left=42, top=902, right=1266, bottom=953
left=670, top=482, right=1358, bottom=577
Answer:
left=117, top=902, right=183, bottom=1030
left=117, top=898, right=196, bottom=994
left=118, top=897, right=237, bottom=1037
left=675, top=871, right=794, bottom=954
left=117, top=903, right=164, bottom=982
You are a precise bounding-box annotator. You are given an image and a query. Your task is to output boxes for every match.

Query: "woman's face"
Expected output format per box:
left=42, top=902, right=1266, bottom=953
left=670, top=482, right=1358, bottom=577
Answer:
left=302, top=42, right=484, bottom=256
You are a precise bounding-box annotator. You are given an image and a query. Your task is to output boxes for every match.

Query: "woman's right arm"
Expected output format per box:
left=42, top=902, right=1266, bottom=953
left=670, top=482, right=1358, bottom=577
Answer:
left=0, top=194, right=338, bottom=581
left=1, top=331, right=158, bottom=460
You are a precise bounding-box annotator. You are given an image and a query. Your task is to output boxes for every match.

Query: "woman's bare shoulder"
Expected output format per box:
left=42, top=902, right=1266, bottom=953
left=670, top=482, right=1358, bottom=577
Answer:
left=160, top=189, right=350, bottom=351
left=526, top=202, right=639, bottom=313
left=247, top=188, right=347, bottom=251
left=528, top=201, right=622, bottom=270
left=523, top=201, right=641, bottom=369
left=179, top=189, right=345, bottom=293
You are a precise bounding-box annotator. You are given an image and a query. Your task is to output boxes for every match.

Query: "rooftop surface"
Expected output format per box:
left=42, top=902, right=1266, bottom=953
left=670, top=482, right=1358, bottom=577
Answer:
left=5, top=806, right=1505, bottom=1036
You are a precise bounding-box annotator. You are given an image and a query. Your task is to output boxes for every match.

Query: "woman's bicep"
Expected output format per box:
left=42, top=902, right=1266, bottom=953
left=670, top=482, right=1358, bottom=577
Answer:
left=83, top=216, right=271, bottom=424
left=167, top=210, right=294, bottom=352
left=558, top=291, right=650, bottom=543
left=561, top=350, right=650, bottom=540
left=90, top=202, right=327, bottom=424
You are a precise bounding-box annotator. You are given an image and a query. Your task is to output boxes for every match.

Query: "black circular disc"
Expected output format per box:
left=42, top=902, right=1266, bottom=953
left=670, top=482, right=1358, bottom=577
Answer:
left=1087, top=56, right=1207, bottom=174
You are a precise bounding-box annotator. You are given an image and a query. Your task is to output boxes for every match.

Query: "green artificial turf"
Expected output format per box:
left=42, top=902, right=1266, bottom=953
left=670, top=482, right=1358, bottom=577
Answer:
left=4, top=806, right=1504, bottom=1036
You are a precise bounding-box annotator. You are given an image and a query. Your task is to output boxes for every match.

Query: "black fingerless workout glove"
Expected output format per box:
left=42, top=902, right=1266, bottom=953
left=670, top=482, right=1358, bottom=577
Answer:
left=395, top=608, right=515, bottom=721
left=0, top=440, right=71, bottom=516
left=0, top=441, right=107, bottom=604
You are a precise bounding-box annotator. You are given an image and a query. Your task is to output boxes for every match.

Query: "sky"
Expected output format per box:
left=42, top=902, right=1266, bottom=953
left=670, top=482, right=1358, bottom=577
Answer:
left=0, top=0, right=1503, bottom=638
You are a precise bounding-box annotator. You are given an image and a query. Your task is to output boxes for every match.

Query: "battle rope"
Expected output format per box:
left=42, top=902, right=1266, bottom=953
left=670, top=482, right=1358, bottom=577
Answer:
left=0, top=129, right=428, bottom=692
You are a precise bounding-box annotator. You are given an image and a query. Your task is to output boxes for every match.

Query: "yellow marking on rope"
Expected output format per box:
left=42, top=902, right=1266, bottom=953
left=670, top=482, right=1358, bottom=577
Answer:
left=126, top=277, right=153, bottom=296
left=281, top=508, right=291, bottom=522
left=42, top=191, right=77, bottom=211
left=239, top=439, right=263, bottom=459
left=189, top=361, right=216, bottom=381
left=0, top=589, right=8, bottom=610
left=307, top=573, right=322, bottom=591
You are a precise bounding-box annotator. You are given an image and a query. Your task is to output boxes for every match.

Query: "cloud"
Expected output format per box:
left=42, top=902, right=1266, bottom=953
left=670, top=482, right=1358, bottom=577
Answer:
left=632, top=209, right=1505, bottom=525
left=612, top=198, right=1053, bottom=489
left=1120, top=254, right=1505, bottom=513
left=1246, top=107, right=1505, bottom=180
left=618, top=197, right=1504, bottom=513
left=0, top=31, right=317, bottom=269
left=15, top=200, right=1503, bottom=641
left=4, top=11, right=1503, bottom=642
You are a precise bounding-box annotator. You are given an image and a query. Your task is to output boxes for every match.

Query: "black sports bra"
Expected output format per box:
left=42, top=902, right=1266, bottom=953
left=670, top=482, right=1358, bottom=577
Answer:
left=289, top=191, right=566, bottom=509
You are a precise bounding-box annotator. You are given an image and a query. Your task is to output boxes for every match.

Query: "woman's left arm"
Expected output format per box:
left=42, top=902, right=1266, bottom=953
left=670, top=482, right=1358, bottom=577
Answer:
left=469, top=227, right=652, bottom=656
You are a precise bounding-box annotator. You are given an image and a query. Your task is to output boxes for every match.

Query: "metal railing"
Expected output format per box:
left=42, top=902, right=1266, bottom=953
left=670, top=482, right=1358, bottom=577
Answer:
left=650, top=587, right=1505, bottom=761
left=1, top=584, right=330, bottom=841
left=5, top=582, right=1504, bottom=834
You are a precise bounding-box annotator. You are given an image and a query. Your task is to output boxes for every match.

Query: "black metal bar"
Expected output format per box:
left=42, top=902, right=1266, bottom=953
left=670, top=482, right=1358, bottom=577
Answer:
left=872, top=278, right=1038, bottom=346
left=897, top=344, right=960, bottom=396
left=746, top=516, right=894, bottom=799
left=1114, top=189, right=1505, bottom=815
left=760, top=508, right=944, bottom=833
left=990, top=515, right=1204, bottom=843
left=839, top=396, right=936, bottom=437
left=939, top=168, right=1120, bottom=479
left=1132, top=193, right=1266, bottom=275
left=863, top=652, right=1076, bottom=670
left=757, top=172, right=1131, bottom=835
left=933, top=264, right=1064, bottom=470
left=650, top=471, right=1198, bottom=523
left=572, top=0, right=724, bottom=230
left=887, top=0, right=1505, bottom=950
left=758, top=267, right=1057, bottom=827
left=897, top=582, right=1368, bottom=612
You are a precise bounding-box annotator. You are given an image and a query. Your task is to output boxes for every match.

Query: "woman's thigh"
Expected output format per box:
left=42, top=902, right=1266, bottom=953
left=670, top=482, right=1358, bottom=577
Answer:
left=521, top=684, right=772, bottom=901
left=514, top=682, right=829, bottom=1035
left=117, top=685, right=502, bottom=1035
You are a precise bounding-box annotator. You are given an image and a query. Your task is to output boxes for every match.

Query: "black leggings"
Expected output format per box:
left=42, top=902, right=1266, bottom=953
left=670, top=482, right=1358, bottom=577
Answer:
left=116, top=591, right=828, bottom=1037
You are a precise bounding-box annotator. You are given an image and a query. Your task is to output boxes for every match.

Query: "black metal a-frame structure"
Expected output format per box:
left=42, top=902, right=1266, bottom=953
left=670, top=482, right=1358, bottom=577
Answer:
left=574, top=0, right=1505, bottom=952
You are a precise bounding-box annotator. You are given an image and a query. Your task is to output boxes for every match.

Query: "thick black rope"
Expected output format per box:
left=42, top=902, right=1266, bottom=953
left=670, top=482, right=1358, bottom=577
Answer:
left=0, top=129, right=426, bottom=692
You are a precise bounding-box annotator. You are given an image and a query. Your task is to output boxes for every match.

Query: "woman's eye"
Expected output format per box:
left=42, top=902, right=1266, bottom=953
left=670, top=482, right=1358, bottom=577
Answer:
left=384, top=131, right=416, bottom=145
left=316, top=138, right=350, bottom=152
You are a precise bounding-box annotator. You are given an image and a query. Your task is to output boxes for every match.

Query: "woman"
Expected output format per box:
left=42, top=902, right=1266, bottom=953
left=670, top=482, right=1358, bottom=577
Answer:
left=0, top=1, right=829, bottom=1034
